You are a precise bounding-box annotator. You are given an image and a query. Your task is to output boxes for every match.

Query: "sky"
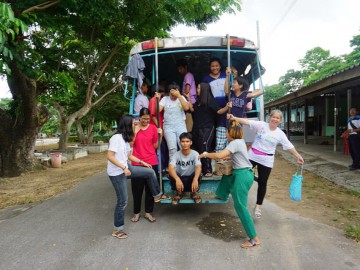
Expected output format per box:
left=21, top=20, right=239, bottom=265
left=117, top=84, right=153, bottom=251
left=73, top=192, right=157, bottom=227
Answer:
left=1, top=0, right=360, bottom=99
left=170, top=0, right=360, bottom=85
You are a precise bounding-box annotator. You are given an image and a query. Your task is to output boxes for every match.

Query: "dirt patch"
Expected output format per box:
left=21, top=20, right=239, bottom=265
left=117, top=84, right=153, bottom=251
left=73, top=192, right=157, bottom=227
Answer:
left=0, top=151, right=359, bottom=238
left=196, top=212, right=244, bottom=242
left=0, top=152, right=107, bottom=209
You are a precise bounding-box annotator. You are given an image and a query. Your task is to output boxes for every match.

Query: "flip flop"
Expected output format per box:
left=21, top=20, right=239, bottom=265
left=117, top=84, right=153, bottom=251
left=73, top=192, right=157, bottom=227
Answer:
left=112, top=230, right=128, bottom=239
left=171, top=194, right=182, bottom=206
left=204, top=173, right=213, bottom=177
left=130, top=213, right=140, bottom=222
left=144, top=213, right=156, bottom=223
left=154, top=194, right=171, bottom=202
left=241, top=239, right=260, bottom=249
left=190, top=193, right=202, bottom=204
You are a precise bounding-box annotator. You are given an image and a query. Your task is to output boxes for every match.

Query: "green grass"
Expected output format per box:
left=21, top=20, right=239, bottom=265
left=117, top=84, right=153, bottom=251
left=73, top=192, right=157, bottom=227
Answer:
left=344, top=225, right=360, bottom=242
left=0, top=178, right=9, bottom=185
left=345, top=189, right=360, bottom=197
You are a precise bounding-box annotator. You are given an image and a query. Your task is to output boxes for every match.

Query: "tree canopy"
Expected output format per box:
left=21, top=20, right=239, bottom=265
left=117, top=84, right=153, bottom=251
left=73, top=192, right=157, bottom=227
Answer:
left=0, top=0, right=242, bottom=177
left=264, top=30, right=360, bottom=103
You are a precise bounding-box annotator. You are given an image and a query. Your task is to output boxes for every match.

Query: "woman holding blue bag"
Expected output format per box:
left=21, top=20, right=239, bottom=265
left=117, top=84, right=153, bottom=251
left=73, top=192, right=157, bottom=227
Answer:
left=228, top=110, right=304, bottom=219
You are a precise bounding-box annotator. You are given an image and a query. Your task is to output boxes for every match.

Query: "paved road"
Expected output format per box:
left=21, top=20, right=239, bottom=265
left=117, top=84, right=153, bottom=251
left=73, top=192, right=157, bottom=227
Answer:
left=0, top=172, right=359, bottom=270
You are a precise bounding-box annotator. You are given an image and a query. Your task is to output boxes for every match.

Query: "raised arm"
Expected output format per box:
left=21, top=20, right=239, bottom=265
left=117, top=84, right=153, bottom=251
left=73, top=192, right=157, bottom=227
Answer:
left=246, top=88, right=263, bottom=98
left=171, top=89, right=189, bottom=111
left=217, top=102, right=231, bottom=114
left=227, top=114, right=250, bottom=126
left=224, top=67, right=231, bottom=95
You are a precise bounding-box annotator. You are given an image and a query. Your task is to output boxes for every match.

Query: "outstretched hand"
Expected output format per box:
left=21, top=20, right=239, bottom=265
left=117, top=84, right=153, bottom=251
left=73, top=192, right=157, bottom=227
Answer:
left=227, top=113, right=235, bottom=120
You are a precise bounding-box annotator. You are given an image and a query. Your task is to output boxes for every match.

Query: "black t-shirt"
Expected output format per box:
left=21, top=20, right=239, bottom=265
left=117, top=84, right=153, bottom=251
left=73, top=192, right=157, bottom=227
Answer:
left=230, top=91, right=251, bottom=118
left=192, top=98, right=220, bottom=129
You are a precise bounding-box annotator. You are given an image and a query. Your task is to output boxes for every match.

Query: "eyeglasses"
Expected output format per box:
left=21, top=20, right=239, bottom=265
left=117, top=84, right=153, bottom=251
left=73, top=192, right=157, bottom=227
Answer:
left=140, top=118, right=150, bottom=122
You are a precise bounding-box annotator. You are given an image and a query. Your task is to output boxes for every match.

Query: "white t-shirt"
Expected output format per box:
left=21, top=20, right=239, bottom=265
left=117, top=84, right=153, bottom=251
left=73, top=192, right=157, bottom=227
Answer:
left=159, top=96, right=187, bottom=125
left=134, top=92, right=149, bottom=114
left=107, top=134, right=131, bottom=176
left=248, top=120, right=294, bottom=168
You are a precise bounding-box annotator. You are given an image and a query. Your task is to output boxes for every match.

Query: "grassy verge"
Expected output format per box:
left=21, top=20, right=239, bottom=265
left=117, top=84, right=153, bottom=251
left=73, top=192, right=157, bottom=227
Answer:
left=345, top=225, right=360, bottom=242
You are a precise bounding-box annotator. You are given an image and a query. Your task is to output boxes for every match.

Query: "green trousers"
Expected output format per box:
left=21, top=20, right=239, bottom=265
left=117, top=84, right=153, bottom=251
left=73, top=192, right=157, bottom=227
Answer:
left=216, top=168, right=256, bottom=239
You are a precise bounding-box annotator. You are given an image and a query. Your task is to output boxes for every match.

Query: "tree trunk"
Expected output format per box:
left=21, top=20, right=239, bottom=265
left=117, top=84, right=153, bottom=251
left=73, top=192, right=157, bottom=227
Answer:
left=55, top=103, right=75, bottom=150
left=76, top=117, right=95, bottom=144
left=55, top=103, right=92, bottom=149
left=0, top=64, right=40, bottom=177
left=0, top=134, right=37, bottom=177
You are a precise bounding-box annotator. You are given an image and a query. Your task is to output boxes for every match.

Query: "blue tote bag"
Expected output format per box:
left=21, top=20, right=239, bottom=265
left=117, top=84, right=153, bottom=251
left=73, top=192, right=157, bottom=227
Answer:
left=289, top=165, right=303, bottom=201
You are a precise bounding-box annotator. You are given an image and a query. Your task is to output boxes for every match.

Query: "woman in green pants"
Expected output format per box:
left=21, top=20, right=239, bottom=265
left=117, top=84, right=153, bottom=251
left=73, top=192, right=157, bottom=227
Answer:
left=198, top=121, right=260, bottom=249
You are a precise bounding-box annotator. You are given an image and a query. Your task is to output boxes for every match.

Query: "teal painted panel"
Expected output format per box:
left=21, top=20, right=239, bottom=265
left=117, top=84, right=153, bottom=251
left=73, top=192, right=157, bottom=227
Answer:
left=161, top=176, right=229, bottom=204
left=160, top=198, right=229, bottom=204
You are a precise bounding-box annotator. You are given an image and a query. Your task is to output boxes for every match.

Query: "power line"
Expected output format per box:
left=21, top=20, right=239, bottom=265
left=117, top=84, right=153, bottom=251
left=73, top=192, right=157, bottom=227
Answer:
left=269, top=0, right=298, bottom=36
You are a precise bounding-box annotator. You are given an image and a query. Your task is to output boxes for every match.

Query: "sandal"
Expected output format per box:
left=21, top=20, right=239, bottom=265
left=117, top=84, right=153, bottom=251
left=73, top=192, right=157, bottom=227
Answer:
left=190, top=193, right=202, bottom=204
left=204, top=173, right=213, bottom=177
left=254, top=207, right=262, bottom=219
left=130, top=213, right=140, bottom=222
left=144, top=213, right=156, bottom=223
left=112, top=230, right=128, bottom=239
left=241, top=239, right=260, bottom=249
left=154, top=194, right=171, bottom=202
left=171, top=194, right=182, bottom=205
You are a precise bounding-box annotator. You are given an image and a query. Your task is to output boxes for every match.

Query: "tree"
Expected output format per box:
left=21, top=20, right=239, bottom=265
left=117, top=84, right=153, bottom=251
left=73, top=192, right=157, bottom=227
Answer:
left=0, top=0, right=242, bottom=177
left=263, top=83, right=288, bottom=103
left=304, top=55, right=346, bottom=85
left=278, top=69, right=304, bottom=93
left=0, top=2, right=48, bottom=177
left=299, top=47, right=331, bottom=74
left=345, top=32, right=360, bottom=66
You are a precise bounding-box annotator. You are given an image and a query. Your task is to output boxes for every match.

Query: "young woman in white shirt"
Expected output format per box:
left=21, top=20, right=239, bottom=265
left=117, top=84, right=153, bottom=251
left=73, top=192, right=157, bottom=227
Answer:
left=228, top=110, right=304, bottom=219
left=107, top=115, right=168, bottom=239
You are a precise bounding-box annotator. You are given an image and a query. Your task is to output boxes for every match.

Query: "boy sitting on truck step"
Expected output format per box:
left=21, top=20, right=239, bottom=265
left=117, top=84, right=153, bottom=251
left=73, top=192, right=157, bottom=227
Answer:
left=168, top=132, right=202, bottom=205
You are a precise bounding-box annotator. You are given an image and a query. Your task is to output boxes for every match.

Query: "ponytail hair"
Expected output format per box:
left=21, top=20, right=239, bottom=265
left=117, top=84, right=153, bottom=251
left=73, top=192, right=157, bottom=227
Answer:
left=227, top=120, right=243, bottom=139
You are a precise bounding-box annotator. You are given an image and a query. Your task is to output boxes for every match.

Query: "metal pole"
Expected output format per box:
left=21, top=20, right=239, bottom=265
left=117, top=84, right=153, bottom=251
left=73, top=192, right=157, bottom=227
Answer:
left=154, top=37, right=163, bottom=192
left=155, top=38, right=159, bottom=92
left=227, top=34, right=231, bottom=120
left=256, top=20, right=265, bottom=121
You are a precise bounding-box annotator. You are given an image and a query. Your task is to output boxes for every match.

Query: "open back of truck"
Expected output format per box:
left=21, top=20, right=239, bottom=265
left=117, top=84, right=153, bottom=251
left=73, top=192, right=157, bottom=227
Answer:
left=125, top=35, right=265, bottom=204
